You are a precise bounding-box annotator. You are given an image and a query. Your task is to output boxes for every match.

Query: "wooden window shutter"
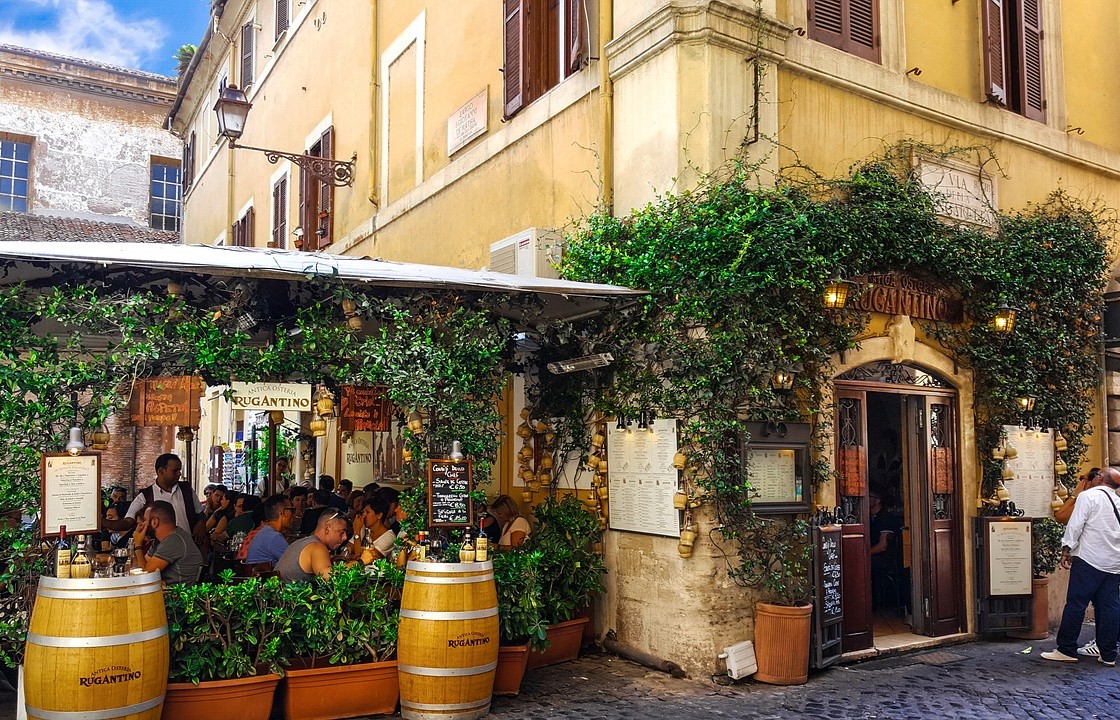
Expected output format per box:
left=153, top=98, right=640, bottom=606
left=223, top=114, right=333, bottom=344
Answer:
left=241, top=22, right=255, bottom=88
left=272, top=177, right=287, bottom=248
left=566, top=0, right=587, bottom=75
left=982, top=0, right=1008, bottom=105
left=316, top=127, right=334, bottom=249
left=1017, top=0, right=1045, bottom=121
left=275, top=0, right=289, bottom=40
left=846, top=0, right=879, bottom=62
left=298, top=165, right=312, bottom=249
left=245, top=206, right=255, bottom=247
left=230, top=216, right=240, bottom=247
left=503, top=0, right=528, bottom=118
left=808, top=0, right=845, bottom=51
left=182, top=132, right=194, bottom=191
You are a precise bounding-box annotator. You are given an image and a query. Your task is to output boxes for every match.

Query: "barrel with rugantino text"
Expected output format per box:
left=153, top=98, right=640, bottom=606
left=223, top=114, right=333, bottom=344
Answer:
left=24, top=571, right=168, bottom=720
left=397, top=560, right=499, bottom=720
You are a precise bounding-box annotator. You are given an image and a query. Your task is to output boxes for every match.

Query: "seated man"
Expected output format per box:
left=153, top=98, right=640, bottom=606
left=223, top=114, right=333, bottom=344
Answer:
left=299, top=489, right=334, bottom=536
left=276, top=509, right=349, bottom=582
left=132, top=501, right=204, bottom=585
left=241, top=494, right=292, bottom=566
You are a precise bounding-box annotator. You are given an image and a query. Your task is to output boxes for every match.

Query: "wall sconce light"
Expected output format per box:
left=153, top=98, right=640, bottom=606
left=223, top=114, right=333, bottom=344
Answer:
left=771, top=369, right=796, bottom=391
left=64, top=426, right=86, bottom=455
left=615, top=414, right=632, bottom=432
left=636, top=410, right=655, bottom=431
left=822, top=276, right=850, bottom=309
left=1017, top=396, right=1037, bottom=413
left=992, top=302, right=1017, bottom=334
left=214, top=85, right=356, bottom=187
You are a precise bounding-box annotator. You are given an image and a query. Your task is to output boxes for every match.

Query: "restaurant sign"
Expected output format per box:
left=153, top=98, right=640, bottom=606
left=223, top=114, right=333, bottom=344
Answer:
left=230, top=382, right=312, bottom=411
left=339, top=385, right=391, bottom=432
left=851, top=272, right=964, bottom=323
left=129, top=375, right=203, bottom=427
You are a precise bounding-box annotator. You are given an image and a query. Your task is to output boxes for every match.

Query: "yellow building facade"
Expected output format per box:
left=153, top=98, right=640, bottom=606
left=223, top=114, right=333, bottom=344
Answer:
left=173, top=0, right=1120, bottom=676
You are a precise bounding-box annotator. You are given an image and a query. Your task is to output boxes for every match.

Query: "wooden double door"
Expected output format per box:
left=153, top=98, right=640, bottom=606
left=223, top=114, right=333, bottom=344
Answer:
left=835, top=378, right=964, bottom=653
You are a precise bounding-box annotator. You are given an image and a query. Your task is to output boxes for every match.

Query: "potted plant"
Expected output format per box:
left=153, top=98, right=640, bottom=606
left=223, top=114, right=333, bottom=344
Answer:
left=523, top=495, right=605, bottom=669
left=162, top=571, right=291, bottom=720
left=280, top=560, right=404, bottom=720
left=492, top=548, right=548, bottom=695
left=1010, top=517, right=1065, bottom=640
left=731, top=514, right=814, bottom=685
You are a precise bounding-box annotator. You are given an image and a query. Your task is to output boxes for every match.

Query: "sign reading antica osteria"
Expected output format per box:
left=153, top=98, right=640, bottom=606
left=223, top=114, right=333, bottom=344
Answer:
left=230, top=382, right=312, bottom=410
left=851, top=272, right=964, bottom=323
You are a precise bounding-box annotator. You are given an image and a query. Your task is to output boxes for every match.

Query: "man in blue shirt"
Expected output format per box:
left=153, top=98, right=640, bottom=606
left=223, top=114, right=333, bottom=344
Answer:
left=243, top=494, right=292, bottom=566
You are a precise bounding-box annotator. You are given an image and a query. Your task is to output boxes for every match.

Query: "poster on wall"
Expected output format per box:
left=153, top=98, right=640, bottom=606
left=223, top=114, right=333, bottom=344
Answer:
left=41, top=453, right=101, bottom=538
left=1001, top=425, right=1054, bottom=518
left=607, top=425, right=680, bottom=537
left=343, top=432, right=375, bottom=484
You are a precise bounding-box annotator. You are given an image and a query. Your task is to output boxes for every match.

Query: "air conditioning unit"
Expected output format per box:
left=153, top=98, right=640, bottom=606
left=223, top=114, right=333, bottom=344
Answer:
left=488, top=228, right=561, bottom=278
left=719, top=640, right=757, bottom=680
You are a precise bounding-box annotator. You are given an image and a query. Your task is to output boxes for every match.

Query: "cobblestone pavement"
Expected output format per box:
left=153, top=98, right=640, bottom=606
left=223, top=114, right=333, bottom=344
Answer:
left=4, top=626, right=1120, bottom=720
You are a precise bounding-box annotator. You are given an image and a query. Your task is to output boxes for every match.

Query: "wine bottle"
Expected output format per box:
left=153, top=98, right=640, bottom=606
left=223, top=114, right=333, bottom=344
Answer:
left=54, top=525, right=71, bottom=579
left=415, top=531, right=429, bottom=562
left=475, top=534, right=489, bottom=563
left=70, top=535, right=92, bottom=579
left=459, top=529, right=476, bottom=562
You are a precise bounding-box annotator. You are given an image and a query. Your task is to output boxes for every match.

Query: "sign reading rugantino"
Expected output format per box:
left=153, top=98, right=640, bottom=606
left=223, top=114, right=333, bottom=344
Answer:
left=851, top=272, right=964, bottom=323
left=230, top=382, right=312, bottom=411
left=129, top=375, right=203, bottom=427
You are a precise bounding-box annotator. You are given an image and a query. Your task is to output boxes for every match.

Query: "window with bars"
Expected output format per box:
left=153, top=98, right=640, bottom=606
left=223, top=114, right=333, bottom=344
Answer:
left=983, top=0, right=1045, bottom=121
left=807, top=0, right=879, bottom=63
left=299, top=127, right=333, bottom=249
left=502, top=0, right=590, bottom=118
left=150, top=160, right=182, bottom=231
left=0, top=138, right=32, bottom=212
left=271, top=176, right=288, bottom=248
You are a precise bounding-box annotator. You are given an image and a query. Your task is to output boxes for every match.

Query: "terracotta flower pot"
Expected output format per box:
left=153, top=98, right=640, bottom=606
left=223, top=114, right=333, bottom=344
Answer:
left=526, top=617, right=589, bottom=670
left=1009, top=576, right=1051, bottom=640
left=753, top=603, right=813, bottom=685
left=494, top=645, right=530, bottom=696
left=281, top=659, right=399, bottom=720
left=162, top=673, right=281, bottom=720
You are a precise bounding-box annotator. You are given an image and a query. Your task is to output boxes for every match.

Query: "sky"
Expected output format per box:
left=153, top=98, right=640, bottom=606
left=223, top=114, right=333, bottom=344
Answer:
left=0, top=0, right=213, bottom=76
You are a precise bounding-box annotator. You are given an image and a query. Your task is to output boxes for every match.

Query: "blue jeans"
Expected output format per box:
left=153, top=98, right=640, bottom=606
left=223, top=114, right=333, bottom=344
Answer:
left=1056, top=557, right=1120, bottom=662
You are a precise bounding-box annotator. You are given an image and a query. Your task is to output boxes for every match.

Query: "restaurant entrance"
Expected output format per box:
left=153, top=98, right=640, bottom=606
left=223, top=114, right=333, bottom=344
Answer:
left=835, top=362, right=965, bottom=653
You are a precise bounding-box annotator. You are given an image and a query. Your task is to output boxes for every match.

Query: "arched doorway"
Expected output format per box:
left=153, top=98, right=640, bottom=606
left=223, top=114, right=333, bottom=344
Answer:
left=835, top=361, right=965, bottom=653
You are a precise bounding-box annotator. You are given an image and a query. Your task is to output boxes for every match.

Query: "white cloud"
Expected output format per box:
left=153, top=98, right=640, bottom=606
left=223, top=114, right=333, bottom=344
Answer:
left=0, top=0, right=167, bottom=70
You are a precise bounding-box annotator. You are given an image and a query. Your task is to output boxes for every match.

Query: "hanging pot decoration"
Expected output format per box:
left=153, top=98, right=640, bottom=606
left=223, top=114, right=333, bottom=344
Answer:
left=1003, top=443, right=1018, bottom=460
left=1001, top=466, right=1015, bottom=481
left=672, top=451, right=688, bottom=470
left=402, top=446, right=413, bottom=462
left=408, top=411, right=425, bottom=434
left=310, top=419, right=327, bottom=437
left=174, top=426, right=194, bottom=443
left=516, top=422, right=533, bottom=439
left=1054, top=431, right=1068, bottom=452
left=591, top=433, right=605, bottom=448
left=540, top=455, right=554, bottom=469
left=89, top=428, right=111, bottom=450
left=1055, top=457, right=1069, bottom=475
left=269, top=410, right=285, bottom=425
left=314, top=386, right=336, bottom=418
left=991, top=446, right=1006, bottom=460
left=521, top=490, right=535, bottom=503
left=996, top=482, right=1011, bottom=502
left=597, top=485, right=609, bottom=500
left=1056, top=483, right=1069, bottom=500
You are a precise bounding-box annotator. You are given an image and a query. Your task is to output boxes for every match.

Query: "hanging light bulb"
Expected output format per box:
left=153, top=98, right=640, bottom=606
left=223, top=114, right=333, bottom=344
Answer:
left=992, top=302, right=1017, bottom=334
left=822, top=275, right=850, bottom=309
left=64, top=426, right=86, bottom=455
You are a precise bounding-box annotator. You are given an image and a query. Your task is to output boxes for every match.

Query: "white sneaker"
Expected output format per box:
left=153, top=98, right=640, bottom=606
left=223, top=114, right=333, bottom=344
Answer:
left=1077, top=640, right=1100, bottom=657
left=1041, top=649, right=1080, bottom=663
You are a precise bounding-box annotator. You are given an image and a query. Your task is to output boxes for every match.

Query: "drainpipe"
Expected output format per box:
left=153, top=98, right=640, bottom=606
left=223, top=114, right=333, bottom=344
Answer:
left=368, top=0, right=380, bottom=209
left=602, top=631, right=686, bottom=678
left=598, top=0, right=614, bottom=214
left=226, top=142, right=236, bottom=242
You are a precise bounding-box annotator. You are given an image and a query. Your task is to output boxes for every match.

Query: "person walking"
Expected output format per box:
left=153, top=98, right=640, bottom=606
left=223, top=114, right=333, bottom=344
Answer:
left=1042, top=467, right=1120, bottom=666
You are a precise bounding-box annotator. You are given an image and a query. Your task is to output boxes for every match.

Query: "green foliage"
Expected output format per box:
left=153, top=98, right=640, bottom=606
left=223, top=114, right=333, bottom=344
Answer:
left=555, top=149, right=1109, bottom=604
left=524, top=496, right=605, bottom=625
left=1031, top=517, right=1066, bottom=578
left=243, top=425, right=299, bottom=482
left=164, top=571, right=291, bottom=683
left=492, top=548, right=549, bottom=649
left=284, top=561, right=404, bottom=666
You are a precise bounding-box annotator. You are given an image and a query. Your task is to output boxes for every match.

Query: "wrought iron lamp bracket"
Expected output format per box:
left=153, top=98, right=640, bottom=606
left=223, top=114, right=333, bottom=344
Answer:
left=229, top=139, right=357, bottom=187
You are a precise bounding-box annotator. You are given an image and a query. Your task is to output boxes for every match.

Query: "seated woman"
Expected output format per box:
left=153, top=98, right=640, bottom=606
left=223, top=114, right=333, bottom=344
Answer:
left=353, top=495, right=396, bottom=565
left=491, top=495, right=531, bottom=549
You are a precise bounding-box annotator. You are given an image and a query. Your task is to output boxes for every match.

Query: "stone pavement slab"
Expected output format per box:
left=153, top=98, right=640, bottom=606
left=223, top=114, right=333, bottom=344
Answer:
left=4, top=627, right=1120, bottom=720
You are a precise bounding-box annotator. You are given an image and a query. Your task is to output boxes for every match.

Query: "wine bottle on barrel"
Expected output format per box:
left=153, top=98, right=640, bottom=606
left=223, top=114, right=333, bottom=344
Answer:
left=54, top=525, right=71, bottom=578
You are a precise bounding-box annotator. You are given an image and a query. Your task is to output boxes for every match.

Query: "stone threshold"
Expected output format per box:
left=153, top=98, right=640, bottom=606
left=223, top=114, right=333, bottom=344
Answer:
left=839, top=631, right=977, bottom=664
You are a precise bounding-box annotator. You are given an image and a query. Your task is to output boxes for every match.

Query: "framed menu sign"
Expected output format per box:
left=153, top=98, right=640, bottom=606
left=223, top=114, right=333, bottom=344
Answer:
left=981, top=517, right=1033, bottom=597
left=427, top=459, right=473, bottom=528
left=742, top=421, right=811, bottom=514
left=41, top=452, right=101, bottom=538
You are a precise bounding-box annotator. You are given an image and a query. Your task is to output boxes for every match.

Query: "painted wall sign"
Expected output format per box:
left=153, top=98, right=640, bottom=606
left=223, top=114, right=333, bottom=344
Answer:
left=230, top=382, right=312, bottom=411
left=128, top=375, right=203, bottom=427
left=850, top=272, right=965, bottom=323
left=339, top=385, right=391, bottom=432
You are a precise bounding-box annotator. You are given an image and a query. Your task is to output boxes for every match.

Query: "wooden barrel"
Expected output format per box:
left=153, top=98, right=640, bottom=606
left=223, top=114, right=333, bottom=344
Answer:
left=398, top=561, right=499, bottom=720
left=24, top=571, right=169, bottom=720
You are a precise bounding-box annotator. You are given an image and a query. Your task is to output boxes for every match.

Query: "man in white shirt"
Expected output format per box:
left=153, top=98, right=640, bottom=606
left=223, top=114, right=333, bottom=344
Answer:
left=1042, top=467, right=1120, bottom=666
left=120, top=453, right=204, bottom=537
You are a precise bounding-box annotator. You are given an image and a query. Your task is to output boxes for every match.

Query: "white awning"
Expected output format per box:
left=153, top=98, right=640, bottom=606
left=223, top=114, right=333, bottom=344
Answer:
left=0, top=241, right=644, bottom=321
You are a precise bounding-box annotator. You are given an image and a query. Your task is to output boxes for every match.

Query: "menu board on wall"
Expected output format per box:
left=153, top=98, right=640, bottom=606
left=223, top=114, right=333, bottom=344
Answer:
left=1002, top=426, right=1055, bottom=518
left=427, top=459, right=473, bottom=527
left=747, top=448, right=801, bottom=504
left=41, top=453, right=101, bottom=537
left=607, top=427, right=680, bottom=537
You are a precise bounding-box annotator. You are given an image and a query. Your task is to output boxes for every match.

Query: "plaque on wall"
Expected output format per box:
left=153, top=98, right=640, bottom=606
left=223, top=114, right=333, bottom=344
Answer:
left=1002, top=425, right=1055, bottom=518
left=607, top=424, right=680, bottom=537
left=41, top=453, right=101, bottom=538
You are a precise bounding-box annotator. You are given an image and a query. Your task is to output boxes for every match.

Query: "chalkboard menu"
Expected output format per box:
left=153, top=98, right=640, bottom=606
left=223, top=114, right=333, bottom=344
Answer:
left=811, top=525, right=844, bottom=670
left=427, top=459, right=474, bottom=527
